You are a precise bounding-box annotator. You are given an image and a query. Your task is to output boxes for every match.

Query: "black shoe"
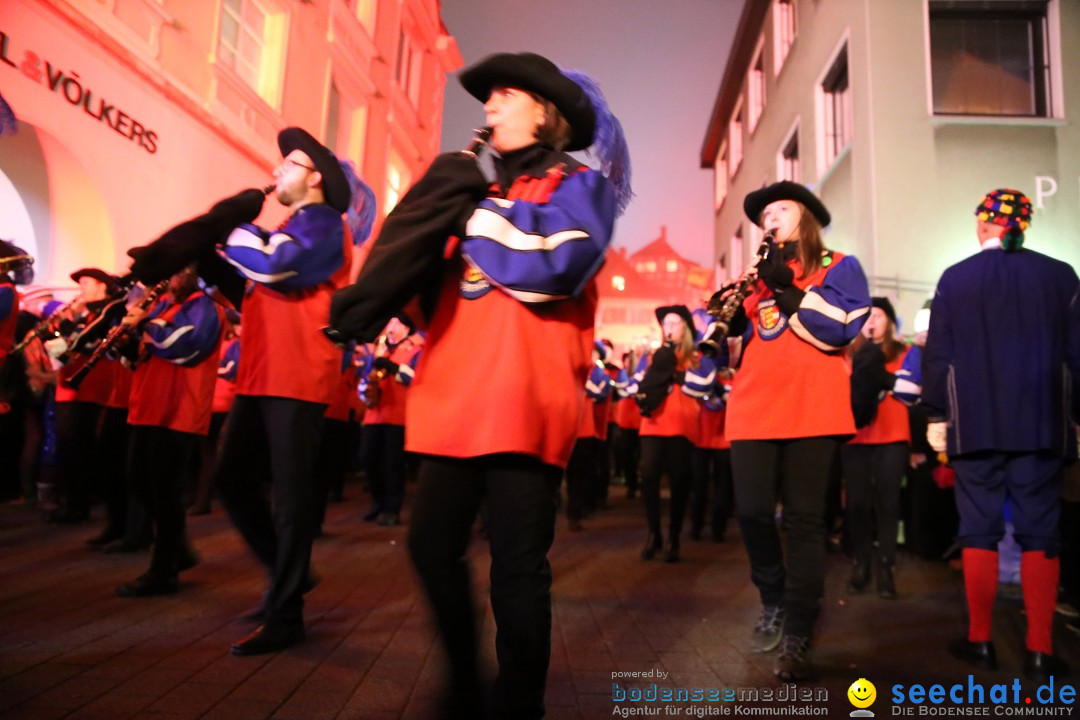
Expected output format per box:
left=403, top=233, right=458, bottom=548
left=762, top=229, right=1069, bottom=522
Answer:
left=178, top=545, right=199, bottom=572
left=376, top=512, right=400, bottom=527
left=664, top=543, right=680, bottom=563
left=1023, top=651, right=1069, bottom=683
left=847, top=560, right=871, bottom=594
left=877, top=559, right=897, bottom=599
left=773, top=635, right=812, bottom=681
left=116, top=573, right=179, bottom=598
left=103, top=539, right=151, bottom=554
left=641, top=531, right=662, bottom=561
left=230, top=623, right=304, bottom=656
left=240, top=575, right=319, bottom=623
left=948, top=637, right=997, bottom=671
left=86, top=528, right=123, bottom=547
left=362, top=506, right=382, bottom=522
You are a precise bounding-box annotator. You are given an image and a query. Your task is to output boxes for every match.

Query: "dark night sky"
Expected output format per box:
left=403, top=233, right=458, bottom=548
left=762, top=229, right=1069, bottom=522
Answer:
left=438, top=0, right=746, bottom=267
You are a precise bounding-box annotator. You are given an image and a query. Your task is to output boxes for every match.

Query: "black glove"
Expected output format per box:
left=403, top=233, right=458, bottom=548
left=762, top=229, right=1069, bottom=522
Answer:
left=756, top=247, right=794, bottom=292
left=850, top=341, right=889, bottom=428
left=635, top=344, right=677, bottom=417
left=674, top=370, right=686, bottom=386
left=372, top=356, right=399, bottom=375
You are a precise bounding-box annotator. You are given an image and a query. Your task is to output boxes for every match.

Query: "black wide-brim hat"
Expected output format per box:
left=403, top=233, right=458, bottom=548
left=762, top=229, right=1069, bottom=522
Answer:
left=70, top=267, right=120, bottom=294
left=459, top=52, right=597, bottom=152
left=871, top=296, right=897, bottom=325
left=655, top=305, right=694, bottom=331
left=744, top=180, right=831, bottom=229
left=277, top=127, right=350, bottom=213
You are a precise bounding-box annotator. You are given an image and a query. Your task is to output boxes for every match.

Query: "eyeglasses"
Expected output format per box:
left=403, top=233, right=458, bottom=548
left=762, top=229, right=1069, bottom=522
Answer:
left=279, top=157, right=316, bottom=172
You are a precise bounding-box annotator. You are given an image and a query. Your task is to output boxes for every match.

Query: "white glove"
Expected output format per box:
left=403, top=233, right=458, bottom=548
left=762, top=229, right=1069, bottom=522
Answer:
left=44, top=337, right=69, bottom=359
left=927, top=421, right=947, bottom=453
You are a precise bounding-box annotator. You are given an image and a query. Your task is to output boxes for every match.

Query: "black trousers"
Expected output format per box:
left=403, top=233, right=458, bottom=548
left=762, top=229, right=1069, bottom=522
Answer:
left=640, top=435, right=694, bottom=544
left=690, top=447, right=733, bottom=538
left=98, top=407, right=130, bottom=536
left=315, top=417, right=358, bottom=524
left=216, top=395, right=326, bottom=626
left=407, top=453, right=560, bottom=720
left=842, top=442, right=909, bottom=564
left=731, top=437, right=840, bottom=640
left=616, top=427, right=641, bottom=495
left=128, top=425, right=197, bottom=577
left=359, top=423, right=406, bottom=515
left=55, top=400, right=104, bottom=514
left=565, top=437, right=600, bottom=521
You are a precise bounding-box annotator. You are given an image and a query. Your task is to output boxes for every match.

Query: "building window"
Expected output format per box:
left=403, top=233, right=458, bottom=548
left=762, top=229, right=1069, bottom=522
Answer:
left=820, top=43, right=851, bottom=170
left=636, top=261, right=657, bottom=274
left=353, top=0, right=376, bottom=34
left=612, top=275, right=626, bottom=292
left=773, top=0, right=797, bottom=75
left=729, top=101, right=744, bottom=175
left=929, top=0, right=1052, bottom=117
left=325, top=80, right=341, bottom=151
left=217, top=0, right=285, bottom=105
left=748, top=43, right=767, bottom=132
left=714, top=145, right=729, bottom=210
left=347, top=105, right=369, bottom=174
left=665, top=260, right=680, bottom=273
left=386, top=148, right=411, bottom=213
left=395, top=27, right=424, bottom=107
left=729, top=226, right=744, bottom=281
left=778, top=124, right=800, bottom=182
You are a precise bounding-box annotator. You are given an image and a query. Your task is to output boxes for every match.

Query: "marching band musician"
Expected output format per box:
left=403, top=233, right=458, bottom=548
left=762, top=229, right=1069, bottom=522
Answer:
left=49, top=268, right=124, bottom=525
left=314, top=337, right=364, bottom=533
left=613, top=348, right=647, bottom=499
left=843, top=297, right=922, bottom=599
left=114, top=266, right=224, bottom=597
left=689, top=358, right=734, bottom=544
left=328, top=51, right=629, bottom=719
left=565, top=340, right=615, bottom=532
left=723, top=181, right=870, bottom=681
left=212, top=127, right=373, bottom=656
left=0, top=241, right=30, bottom=494
left=358, top=314, right=421, bottom=527
left=636, top=305, right=706, bottom=563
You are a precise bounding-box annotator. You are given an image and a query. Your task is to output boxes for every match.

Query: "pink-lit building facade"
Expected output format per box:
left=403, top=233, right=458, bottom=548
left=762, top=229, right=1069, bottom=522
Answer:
left=0, top=0, right=461, bottom=287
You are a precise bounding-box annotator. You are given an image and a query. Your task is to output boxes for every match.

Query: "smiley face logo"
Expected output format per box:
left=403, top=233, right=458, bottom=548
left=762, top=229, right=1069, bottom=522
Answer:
left=847, top=678, right=876, bottom=709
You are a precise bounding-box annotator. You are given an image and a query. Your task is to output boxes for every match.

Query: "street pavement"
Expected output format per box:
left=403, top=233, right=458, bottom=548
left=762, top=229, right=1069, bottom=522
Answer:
left=1, top=485, right=1077, bottom=719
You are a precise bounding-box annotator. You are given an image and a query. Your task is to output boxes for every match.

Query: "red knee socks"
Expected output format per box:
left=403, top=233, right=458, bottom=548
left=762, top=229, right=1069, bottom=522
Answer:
left=1021, top=551, right=1060, bottom=655
left=963, top=548, right=999, bottom=643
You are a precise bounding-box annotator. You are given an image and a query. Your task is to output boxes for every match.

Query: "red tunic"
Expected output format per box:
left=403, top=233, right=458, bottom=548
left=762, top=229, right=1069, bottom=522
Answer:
left=698, top=405, right=731, bottom=450
left=325, top=353, right=363, bottom=422
left=614, top=396, right=642, bottom=431
left=128, top=300, right=224, bottom=435
left=850, top=349, right=912, bottom=445
left=234, top=228, right=351, bottom=405
left=726, top=255, right=857, bottom=441
left=362, top=340, right=418, bottom=427
left=106, top=362, right=133, bottom=410
left=0, top=281, right=17, bottom=362
left=56, top=358, right=114, bottom=406
left=406, top=263, right=595, bottom=468
left=639, top=382, right=702, bottom=445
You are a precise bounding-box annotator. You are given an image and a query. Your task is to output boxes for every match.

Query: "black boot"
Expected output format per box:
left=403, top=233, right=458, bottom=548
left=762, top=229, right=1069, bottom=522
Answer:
left=641, top=530, right=662, bottom=560
left=847, top=559, right=871, bottom=594
left=877, top=557, right=897, bottom=599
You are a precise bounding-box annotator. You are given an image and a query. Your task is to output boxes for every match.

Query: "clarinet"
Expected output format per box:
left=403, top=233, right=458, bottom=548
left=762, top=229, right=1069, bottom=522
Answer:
left=697, top=232, right=774, bottom=356
left=66, top=279, right=170, bottom=390
left=462, top=126, right=493, bottom=157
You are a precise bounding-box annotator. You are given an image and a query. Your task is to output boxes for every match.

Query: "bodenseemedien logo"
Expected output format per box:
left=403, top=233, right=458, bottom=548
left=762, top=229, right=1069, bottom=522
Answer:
left=849, top=678, right=877, bottom=717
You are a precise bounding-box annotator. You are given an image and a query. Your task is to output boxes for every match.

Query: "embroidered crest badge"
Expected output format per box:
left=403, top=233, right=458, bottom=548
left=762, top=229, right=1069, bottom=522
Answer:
left=757, top=298, right=788, bottom=340
left=460, top=263, right=493, bottom=299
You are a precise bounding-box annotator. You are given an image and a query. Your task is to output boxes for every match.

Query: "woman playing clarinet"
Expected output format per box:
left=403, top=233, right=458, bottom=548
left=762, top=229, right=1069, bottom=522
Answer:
left=724, top=181, right=870, bottom=681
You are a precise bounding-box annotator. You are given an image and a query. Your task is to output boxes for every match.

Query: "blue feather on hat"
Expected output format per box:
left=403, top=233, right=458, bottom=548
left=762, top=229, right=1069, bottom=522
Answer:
left=337, top=157, right=377, bottom=246
left=559, top=69, right=632, bottom=218
left=0, top=92, right=17, bottom=136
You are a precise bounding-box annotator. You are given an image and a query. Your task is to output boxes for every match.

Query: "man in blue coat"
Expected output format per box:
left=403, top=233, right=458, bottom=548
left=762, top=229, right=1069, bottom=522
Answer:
left=923, top=188, right=1080, bottom=682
